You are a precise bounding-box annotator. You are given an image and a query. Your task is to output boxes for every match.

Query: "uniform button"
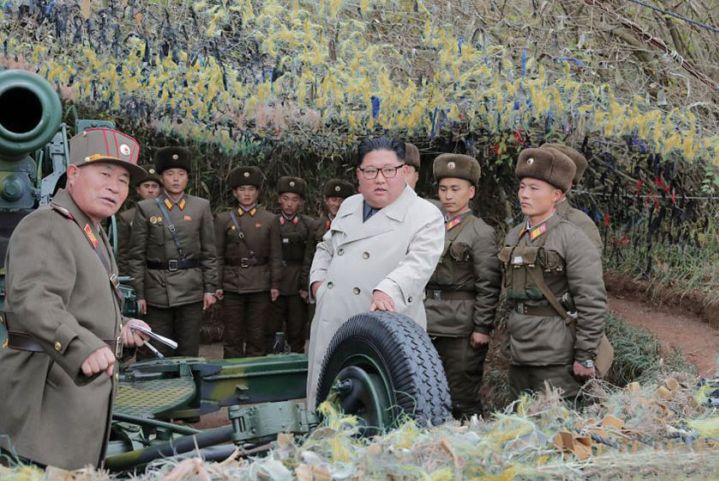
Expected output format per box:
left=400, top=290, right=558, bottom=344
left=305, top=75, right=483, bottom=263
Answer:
left=54, top=341, right=62, bottom=352
left=353, top=287, right=361, bottom=295
left=327, top=281, right=334, bottom=289
left=362, top=252, right=370, bottom=259
left=337, top=248, right=344, bottom=256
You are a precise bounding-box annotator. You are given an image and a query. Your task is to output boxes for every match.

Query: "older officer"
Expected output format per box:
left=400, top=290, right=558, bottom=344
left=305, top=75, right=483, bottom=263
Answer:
left=0, top=128, right=148, bottom=469
left=116, top=165, right=161, bottom=274
left=215, top=166, right=282, bottom=357
left=499, top=148, right=607, bottom=399
left=425, top=154, right=501, bottom=419
left=306, top=136, right=445, bottom=408
left=128, top=147, right=218, bottom=357
left=540, top=143, right=602, bottom=251
left=269, top=176, right=316, bottom=353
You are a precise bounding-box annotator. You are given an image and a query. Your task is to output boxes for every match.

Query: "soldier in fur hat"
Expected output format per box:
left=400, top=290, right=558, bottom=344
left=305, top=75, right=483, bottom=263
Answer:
left=214, top=166, right=282, bottom=357
left=424, top=153, right=501, bottom=419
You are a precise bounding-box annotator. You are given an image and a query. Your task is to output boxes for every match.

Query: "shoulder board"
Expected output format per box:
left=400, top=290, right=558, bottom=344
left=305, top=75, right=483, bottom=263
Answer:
left=50, top=203, right=74, bottom=220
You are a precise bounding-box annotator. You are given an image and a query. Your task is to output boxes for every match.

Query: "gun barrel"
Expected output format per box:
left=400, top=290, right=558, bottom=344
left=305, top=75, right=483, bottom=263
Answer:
left=0, top=69, right=62, bottom=160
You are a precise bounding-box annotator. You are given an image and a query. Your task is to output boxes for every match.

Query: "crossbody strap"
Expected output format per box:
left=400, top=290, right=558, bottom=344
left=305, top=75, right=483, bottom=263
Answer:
left=155, top=198, right=185, bottom=259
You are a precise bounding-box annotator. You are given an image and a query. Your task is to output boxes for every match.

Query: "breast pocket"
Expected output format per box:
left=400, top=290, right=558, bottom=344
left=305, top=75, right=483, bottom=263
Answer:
left=148, top=223, right=165, bottom=246
left=449, top=242, right=472, bottom=262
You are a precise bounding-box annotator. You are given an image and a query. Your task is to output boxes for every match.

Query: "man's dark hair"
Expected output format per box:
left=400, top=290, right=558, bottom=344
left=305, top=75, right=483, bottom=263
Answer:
left=356, top=136, right=406, bottom=166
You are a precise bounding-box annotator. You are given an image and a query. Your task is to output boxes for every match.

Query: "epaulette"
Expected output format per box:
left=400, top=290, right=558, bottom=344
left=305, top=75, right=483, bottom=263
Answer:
left=50, top=203, right=74, bottom=220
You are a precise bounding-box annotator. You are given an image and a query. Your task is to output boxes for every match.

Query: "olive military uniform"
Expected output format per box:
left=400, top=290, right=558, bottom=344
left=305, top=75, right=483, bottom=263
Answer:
left=500, top=148, right=607, bottom=399
left=0, top=128, right=144, bottom=469
left=216, top=167, right=282, bottom=357
left=424, top=154, right=501, bottom=418
left=128, top=148, right=218, bottom=357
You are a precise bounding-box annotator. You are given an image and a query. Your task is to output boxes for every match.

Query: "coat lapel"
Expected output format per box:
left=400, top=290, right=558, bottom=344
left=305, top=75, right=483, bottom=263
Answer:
left=335, top=187, right=415, bottom=245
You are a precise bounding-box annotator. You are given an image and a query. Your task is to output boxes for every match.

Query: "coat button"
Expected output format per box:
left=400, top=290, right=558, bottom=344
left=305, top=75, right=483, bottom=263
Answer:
left=362, top=252, right=370, bottom=259
left=408, top=296, right=413, bottom=303
left=337, top=248, right=344, bottom=256
left=353, top=287, right=361, bottom=295
left=327, top=281, right=334, bottom=289
left=54, top=341, right=62, bottom=352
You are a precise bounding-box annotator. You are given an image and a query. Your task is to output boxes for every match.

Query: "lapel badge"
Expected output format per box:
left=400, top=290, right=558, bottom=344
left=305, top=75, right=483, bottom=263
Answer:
left=255, top=223, right=262, bottom=229
left=150, top=216, right=158, bottom=224
left=184, top=215, right=192, bottom=221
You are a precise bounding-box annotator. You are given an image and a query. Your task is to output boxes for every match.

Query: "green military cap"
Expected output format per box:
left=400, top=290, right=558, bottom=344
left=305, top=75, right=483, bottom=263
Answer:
left=432, top=153, right=481, bottom=185
left=404, top=142, right=421, bottom=170
left=277, top=176, right=307, bottom=198
left=229, top=166, right=264, bottom=189
left=540, top=143, right=587, bottom=185
left=134, top=165, right=162, bottom=187
left=155, top=146, right=192, bottom=174
left=516, top=147, right=576, bottom=192
left=69, top=127, right=146, bottom=181
left=323, top=179, right=354, bottom=199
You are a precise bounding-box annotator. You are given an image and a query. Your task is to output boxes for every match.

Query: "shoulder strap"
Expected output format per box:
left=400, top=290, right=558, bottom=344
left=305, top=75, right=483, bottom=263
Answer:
left=155, top=198, right=185, bottom=259
left=525, top=267, right=570, bottom=321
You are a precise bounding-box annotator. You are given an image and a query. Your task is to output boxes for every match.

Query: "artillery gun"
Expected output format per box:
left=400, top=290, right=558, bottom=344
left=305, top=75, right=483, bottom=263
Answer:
left=0, top=70, right=451, bottom=473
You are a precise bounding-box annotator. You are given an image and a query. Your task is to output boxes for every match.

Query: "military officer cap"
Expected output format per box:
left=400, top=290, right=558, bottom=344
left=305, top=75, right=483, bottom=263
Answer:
left=277, top=176, right=307, bottom=198
left=134, top=165, right=162, bottom=187
left=69, top=127, right=146, bottom=181
left=323, top=179, right=354, bottom=199
left=516, top=147, right=576, bottom=192
left=404, top=142, right=421, bottom=170
left=155, top=146, right=192, bottom=174
left=540, top=143, right=587, bottom=185
left=432, top=153, right=481, bottom=185
left=229, top=166, right=264, bottom=189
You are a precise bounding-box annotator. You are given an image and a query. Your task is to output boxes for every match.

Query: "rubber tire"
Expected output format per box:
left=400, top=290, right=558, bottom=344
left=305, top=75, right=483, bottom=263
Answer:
left=316, top=311, right=452, bottom=428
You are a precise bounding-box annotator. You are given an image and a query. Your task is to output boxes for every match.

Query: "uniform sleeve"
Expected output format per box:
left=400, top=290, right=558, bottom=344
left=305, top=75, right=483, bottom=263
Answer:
left=269, top=216, right=283, bottom=290
left=127, top=205, right=149, bottom=299
left=300, top=217, right=318, bottom=290
left=308, top=227, right=335, bottom=299
left=564, top=227, right=607, bottom=361
left=5, top=217, right=107, bottom=382
left=116, top=213, right=131, bottom=275
left=199, top=201, right=218, bottom=293
left=214, top=213, right=226, bottom=287
left=375, top=205, right=445, bottom=312
left=471, top=222, right=502, bottom=334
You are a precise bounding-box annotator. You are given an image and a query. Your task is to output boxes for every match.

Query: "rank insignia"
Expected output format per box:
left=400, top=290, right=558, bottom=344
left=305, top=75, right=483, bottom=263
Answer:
left=529, top=223, right=547, bottom=241
left=446, top=216, right=462, bottom=231
left=83, top=224, right=99, bottom=249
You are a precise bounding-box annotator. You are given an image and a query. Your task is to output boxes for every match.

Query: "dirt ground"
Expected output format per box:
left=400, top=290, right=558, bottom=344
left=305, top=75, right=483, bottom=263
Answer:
left=608, top=293, right=719, bottom=377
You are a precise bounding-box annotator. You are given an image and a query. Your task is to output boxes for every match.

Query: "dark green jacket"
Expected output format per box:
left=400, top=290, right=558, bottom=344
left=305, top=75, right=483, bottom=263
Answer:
left=275, top=214, right=316, bottom=296
left=556, top=199, right=602, bottom=251
left=116, top=206, right=135, bottom=275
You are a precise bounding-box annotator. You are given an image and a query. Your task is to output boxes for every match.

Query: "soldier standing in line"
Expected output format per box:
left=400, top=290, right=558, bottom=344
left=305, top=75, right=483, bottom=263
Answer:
left=540, top=143, right=603, bottom=251
left=116, top=166, right=162, bottom=274
left=127, top=147, right=218, bottom=358
left=268, top=176, right=317, bottom=353
left=499, top=147, right=607, bottom=400
left=215, top=166, right=282, bottom=358
left=424, top=154, right=501, bottom=419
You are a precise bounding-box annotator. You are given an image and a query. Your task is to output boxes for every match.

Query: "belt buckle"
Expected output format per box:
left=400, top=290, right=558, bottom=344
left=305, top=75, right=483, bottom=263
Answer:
left=240, top=257, right=250, bottom=268
left=516, top=302, right=526, bottom=314
left=168, top=259, right=179, bottom=272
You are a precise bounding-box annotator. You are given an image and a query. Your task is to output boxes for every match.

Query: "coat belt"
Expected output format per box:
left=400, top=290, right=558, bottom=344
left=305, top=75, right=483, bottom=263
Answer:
left=7, top=331, right=122, bottom=357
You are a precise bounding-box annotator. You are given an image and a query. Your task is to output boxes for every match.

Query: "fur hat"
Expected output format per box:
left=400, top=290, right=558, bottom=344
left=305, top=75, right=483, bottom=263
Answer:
left=516, top=147, right=576, bottom=192
left=277, top=176, right=307, bottom=198
left=323, top=179, right=354, bottom=199
left=135, top=165, right=162, bottom=187
left=155, top=146, right=192, bottom=174
left=432, top=153, right=481, bottom=185
left=540, top=143, right=587, bottom=185
left=228, top=166, right=264, bottom=189
left=404, top=142, right=421, bottom=170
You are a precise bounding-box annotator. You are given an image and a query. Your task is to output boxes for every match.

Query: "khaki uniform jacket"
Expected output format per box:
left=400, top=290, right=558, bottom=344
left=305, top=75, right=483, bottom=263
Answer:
left=275, top=214, right=316, bottom=296
left=0, top=189, right=122, bottom=469
left=302, top=214, right=332, bottom=286
left=306, top=187, right=445, bottom=407
left=128, top=193, right=218, bottom=307
left=425, top=212, right=501, bottom=337
left=215, top=206, right=282, bottom=294
left=501, top=214, right=606, bottom=366
left=556, top=199, right=602, bottom=251
left=116, top=206, right=135, bottom=275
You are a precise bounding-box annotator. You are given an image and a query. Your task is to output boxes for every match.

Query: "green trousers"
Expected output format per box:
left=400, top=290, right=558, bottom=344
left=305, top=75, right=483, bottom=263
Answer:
left=139, top=302, right=203, bottom=359
left=432, top=335, right=488, bottom=419
left=508, top=364, right=581, bottom=399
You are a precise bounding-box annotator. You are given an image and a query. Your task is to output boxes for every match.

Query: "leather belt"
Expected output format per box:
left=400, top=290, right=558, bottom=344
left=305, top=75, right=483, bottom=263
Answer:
left=226, top=257, right=268, bottom=268
left=147, top=259, right=200, bottom=271
left=514, top=303, right=558, bottom=317
left=425, top=289, right=475, bottom=301
left=7, top=331, right=122, bottom=357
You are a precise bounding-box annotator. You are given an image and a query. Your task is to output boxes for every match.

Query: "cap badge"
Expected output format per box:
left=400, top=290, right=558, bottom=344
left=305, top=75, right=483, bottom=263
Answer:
left=149, top=168, right=156, bottom=174
left=172, top=154, right=179, bottom=160
left=244, top=172, right=250, bottom=177
left=447, top=161, right=456, bottom=170
left=527, top=157, right=535, bottom=165
left=335, top=186, right=341, bottom=192
left=119, top=144, right=131, bottom=156
left=289, top=181, right=296, bottom=187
